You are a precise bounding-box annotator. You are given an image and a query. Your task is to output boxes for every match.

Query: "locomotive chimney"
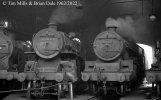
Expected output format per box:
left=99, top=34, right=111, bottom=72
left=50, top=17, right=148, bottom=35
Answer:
left=48, top=22, right=57, bottom=30
left=105, top=17, right=119, bottom=32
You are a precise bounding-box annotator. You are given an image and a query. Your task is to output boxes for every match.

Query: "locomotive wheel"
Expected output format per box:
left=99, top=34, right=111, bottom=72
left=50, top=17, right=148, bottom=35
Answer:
left=92, top=83, right=96, bottom=95
left=26, top=89, right=31, bottom=100
left=120, top=84, right=126, bottom=96
left=88, top=82, right=98, bottom=95
left=156, top=83, right=160, bottom=95
left=92, top=83, right=99, bottom=95
left=26, top=81, right=32, bottom=100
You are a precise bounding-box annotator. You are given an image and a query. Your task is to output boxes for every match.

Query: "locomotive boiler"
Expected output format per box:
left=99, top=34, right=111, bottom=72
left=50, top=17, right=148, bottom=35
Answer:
left=24, top=23, right=84, bottom=99
left=81, top=19, right=145, bottom=96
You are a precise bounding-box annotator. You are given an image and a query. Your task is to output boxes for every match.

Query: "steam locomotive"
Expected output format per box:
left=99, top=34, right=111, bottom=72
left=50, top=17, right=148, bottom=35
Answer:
left=0, top=26, right=28, bottom=91
left=146, top=41, right=161, bottom=95
left=24, top=23, right=84, bottom=99
left=81, top=19, right=145, bottom=96
left=0, top=29, right=14, bottom=81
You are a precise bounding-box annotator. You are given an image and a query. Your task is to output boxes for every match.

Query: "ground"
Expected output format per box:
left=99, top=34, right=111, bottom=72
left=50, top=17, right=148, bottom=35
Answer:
left=2, top=83, right=161, bottom=100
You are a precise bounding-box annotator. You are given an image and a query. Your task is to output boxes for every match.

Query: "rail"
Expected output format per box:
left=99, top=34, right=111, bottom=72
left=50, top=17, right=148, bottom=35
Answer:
left=0, top=82, right=74, bottom=100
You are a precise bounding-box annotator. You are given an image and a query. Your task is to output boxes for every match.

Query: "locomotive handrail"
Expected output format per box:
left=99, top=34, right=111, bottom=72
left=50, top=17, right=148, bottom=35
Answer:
left=95, top=51, right=121, bottom=52
left=96, top=38, right=118, bottom=39
left=24, top=52, right=35, bottom=54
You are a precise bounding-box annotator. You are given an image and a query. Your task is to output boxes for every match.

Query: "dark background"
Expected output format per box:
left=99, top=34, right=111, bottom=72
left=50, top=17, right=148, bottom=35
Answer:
left=0, top=0, right=161, bottom=60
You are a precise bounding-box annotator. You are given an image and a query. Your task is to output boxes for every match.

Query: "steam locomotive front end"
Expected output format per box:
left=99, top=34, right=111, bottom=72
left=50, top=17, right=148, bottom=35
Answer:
left=25, top=23, right=79, bottom=82
left=82, top=29, right=130, bottom=83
